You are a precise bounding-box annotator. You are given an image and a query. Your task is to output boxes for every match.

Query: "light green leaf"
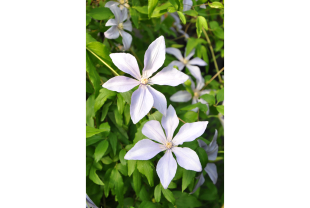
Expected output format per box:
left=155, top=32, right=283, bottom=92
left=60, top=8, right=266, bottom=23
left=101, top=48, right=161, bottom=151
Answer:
left=114, top=107, right=123, bottom=127
left=89, top=166, right=104, bottom=185
left=137, top=160, right=154, bottom=187
left=171, top=44, right=184, bottom=48
left=86, top=51, right=101, bottom=96
left=100, top=101, right=112, bottom=121
left=86, top=94, right=95, bottom=127
left=133, top=6, right=148, bottom=14
left=119, top=149, right=127, bottom=165
left=216, top=105, right=224, bottom=115
left=168, top=0, right=178, bottom=10
left=184, top=10, right=198, bottom=17
left=124, top=104, right=131, bottom=125
left=208, top=2, right=224, bottom=9
left=86, top=41, right=114, bottom=67
left=148, top=111, right=163, bottom=122
left=110, top=168, right=124, bottom=206
left=103, top=168, right=112, bottom=198
left=186, top=38, right=207, bottom=56
left=139, top=201, right=157, bottom=208
left=161, top=185, right=175, bottom=204
left=94, top=88, right=116, bottom=112
left=182, top=169, right=196, bottom=192
left=129, top=7, right=139, bottom=28
left=200, top=94, right=215, bottom=106
left=86, top=14, right=91, bottom=26
left=133, top=168, right=141, bottom=194
left=120, top=89, right=133, bottom=104
left=107, top=113, right=129, bottom=139
left=177, top=11, right=186, bottom=24
left=168, top=6, right=177, bottom=13
left=88, top=7, right=113, bottom=20
left=181, top=102, right=208, bottom=112
left=173, top=191, right=202, bottom=207
left=216, top=87, right=224, bottom=102
left=180, top=111, right=198, bottom=123
left=101, top=156, right=113, bottom=165
left=128, top=160, right=137, bottom=176
left=116, top=163, right=128, bottom=176
left=139, top=186, right=150, bottom=201
left=117, top=94, right=125, bottom=114
left=148, top=0, right=158, bottom=18
left=86, top=126, right=109, bottom=138
left=154, top=184, right=162, bottom=202
left=94, top=140, right=109, bottom=162
left=168, top=182, right=177, bottom=189
left=108, top=133, right=118, bottom=155
left=196, top=16, right=208, bottom=38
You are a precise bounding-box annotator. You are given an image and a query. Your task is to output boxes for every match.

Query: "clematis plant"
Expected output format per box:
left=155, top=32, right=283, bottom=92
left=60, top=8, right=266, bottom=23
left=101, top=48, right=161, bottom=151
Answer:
left=124, top=105, right=208, bottom=189
left=86, top=194, right=98, bottom=208
left=183, top=0, right=206, bottom=11
left=105, top=0, right=130, bottom=10
left=166, top=47, right=207, bottom=82
left=170, top=76, right=213, bottom=114
left=102, top=36, right=189, bottom=124
left=104, top=5, right=132, bottom=51
left=191, top=130, right=219, bottom=194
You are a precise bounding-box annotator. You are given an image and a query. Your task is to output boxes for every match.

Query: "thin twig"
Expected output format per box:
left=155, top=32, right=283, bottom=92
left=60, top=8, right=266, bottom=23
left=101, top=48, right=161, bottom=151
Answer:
left=178, top=117, right=186, bottom=124
left=202, top=67, right=224, bottom=90
left=202, top=28, right=223, bottom=83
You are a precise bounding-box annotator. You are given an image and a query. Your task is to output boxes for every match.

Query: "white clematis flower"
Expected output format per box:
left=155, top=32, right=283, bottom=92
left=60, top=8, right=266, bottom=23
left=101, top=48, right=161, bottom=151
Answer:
left=191, top=130, right=219, bottom=194
left=161, top=13, right=189, bottom=41
left=102, top=36, right=189, bottom=124
left=104, top=5, right=132, bottom=51
left=183, top=0, right=206, bottom=11
left=105, top=0, right=130, bottom=10
left=124, top=105, right=208, bottom=189
left=166, top=47, right=207, bottom=82
left=170, top=76, right=213, bottom=115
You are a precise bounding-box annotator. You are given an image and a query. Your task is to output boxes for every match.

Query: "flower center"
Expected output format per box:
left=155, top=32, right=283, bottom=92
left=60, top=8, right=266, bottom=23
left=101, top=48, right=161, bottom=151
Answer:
left=194, top=91, right=200, bottom=98
left=119, top=0, right=125, bottom=4
left=140, top=78, right=148, bottom=84
left=118, top=23, right=124, bottom=30
left=182, top=58, right=188, bottom=65
left=165, top=142, right=173, bottom=149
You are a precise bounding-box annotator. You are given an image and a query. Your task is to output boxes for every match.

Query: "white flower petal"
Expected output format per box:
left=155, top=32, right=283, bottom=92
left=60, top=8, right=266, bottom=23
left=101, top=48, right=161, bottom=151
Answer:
left=120, top=30, right=132, bottom=51
left=166, top=47, right=183, bottom=61
left=183, top=0, right=193, bottom=11
left=185, top=48, right=195, bottom=60
left=190, top=173, right=205, bottom=194
left=200, top=4, right=207, bottom=9
left=104, top=26, right=119, bottom=39
left=124, top=139, right=163, bottom=160
left=130, top=85, right=154, bottom=124
left=142, top=120, right=167, bottom=144
left=172, top=121, right=208, bottom=145
left=142, top=36, right=166, bottom=78
left=170, top=91, right=192, bottom=102
left=123, top=20, right=132, bottom=32
left=188, top=57, right=207, bottom=66
left=200, top=89, right=211, bottom=95
left=161, top=105, right=179, bottom=141
left=156, top=150, right=177, bottom=189
left=110, top=53, right=141, bottom=79
left=205, top=163, right=218, bottom=184
left=168, top=60, right=185, bottom=71
left=105, top=19, right=118, bottom=26
left=204, top=129, right=218, bottom=160
left=196, top=79, right=205, bottom=91
left=192, top=97, right=199, bottom=112
left=172, top=147, right=202, bottom=171
left=102, top=76, right=139, bottom=92
left=147, top=86, right=167, bottom=116
left=121, top=8, right=127, bottom=21
left=148, top=66, right=189, bottom=86
left=186, top=64, right=203, bottom=82
left=105, top=1, right=119, bottom=8
left=109, top=5, right=122, bottom=23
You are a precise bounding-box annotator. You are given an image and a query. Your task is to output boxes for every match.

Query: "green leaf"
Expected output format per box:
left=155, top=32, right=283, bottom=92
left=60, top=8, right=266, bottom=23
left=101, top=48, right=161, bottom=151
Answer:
left=86, top=41, right=114, bottom=67
left=124, top=104, right=131, bottom=125
left=86, top=33, right=97, bottom=45
left=168, top=182, right=177, bottom=189
left=120, top=89, right=133, bottom=104
left=216, top=105, right=224, bottom=115
left=181, top=102, right=208, bottom=112
left=154, top=184, right=162, bottom=202
left=213, top=27, right=224, bottom=39
left=86, top=126, right=110, bottom=138
left=177, top=11, right=186, bottom=24
left=89, top=166, right=104, bottom=185
left=117, top=94, right=125, bottom=114
left=128, top=160, right=137, bottom=176
left=129, top=7, right=139, bottom=28
left=110, top=168, right=124, bottom=206
left=139, top=186, right=150, bottom=201
left=103, top=168, right=112, bottom=198
left=116, top=163, right=128, bottom=176
left=161, top=185, right=175, bottom=205
left=216, top=87, right=224, bottom=102
left=148, top=0, right=158, bottom=18
left=86, top=51, right=101, bottom=96
left=108, top=133, right=118, bottom=155
left=186, top=38, right=207, bottom=56
left=114, top=107, right=123, bottom=127
left=137, top=161, right=154, bottom=187
left=94, top=140, right=109, bottom=162
left=86, top=14, right=91, bottom=26
left=88, top=7, right=113, bottom=20
left=107, top=113, right=129, bottom=139
left=171, top=44, right=184, bottom=48
left=173, top=191, right=202, bottom=208
left=119, top=149, right=127, bottom=165
left=196, top=147, right=208, bottom=168
left=168, top=0, right=178, bottom=10
left=196, top=16, right=208, bottom=38
left=199, top=181, right=218, bottom=201
left=86, top=157, right=93, bottom=176
left=167, top=6, right=177, bottom=13
left=148, top=111, right=163, bottom=122
left=86, top=94, right=95, bottom=127
left=183, top=10, right=198, bottom=17
left=94, top=88, right=116, bottom=112
left=101, top=156, right=113, bottom=165
left=200, top=94, right=215, bottom=106
left=180, top=111, right=198, bottom=123
left=100, top=101, right=112, bottom=121
left=133, top=6, right=148, bottom=14
left=177, top=0, right=184, bottom=11
left=133, top=169, right=141, bottom=194
left=182, top=169, right=196, bottom=192
left=208, top=2, right=224, bottom=9
left=139, top=201, right=157, bottom=208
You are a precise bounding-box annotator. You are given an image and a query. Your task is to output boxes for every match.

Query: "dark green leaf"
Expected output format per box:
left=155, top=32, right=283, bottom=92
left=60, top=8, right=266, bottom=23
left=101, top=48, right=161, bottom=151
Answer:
left=86, top=51, right=101, bottom=96
left=130, top=8, right=139, bottom=28
left=196, top=147, right=208, bottom=168
left=161, top=185, right=175, bottom=205
left=86, top=14, right=91, bottom=26
left=186, top=38, right=207, bottom=56
left=139, top=186, right=150, bottom=201
left=200, top=94, right=215, bottom=106
left=120, top=89, right=133, bottom=104
left=168, top=182, right=177, bottom=189
left=137, top=160, right=154, bottom=187
left=182, top=169, right=196, bottom=192
left=94, top=140, right=109, bottom=162
left=133, top=168, right=142, bottom=194
left=173, top=191, right=202, bottom=208
left=94, top=88, right=116, bottom=113
left=108, top=112, right=129, bottom=139
left=154, top=184, right=162, bottom=202
left=88, top=7, right=113, bottom=20
left=114, top=107, right=123, bottom=127
left=119, top=149, right=127, bottom=165
left=124, top=104, right=131, bottom=125
left=117, top=94, right=125, bottom=114
left=110, top=168, right=124, bottom=206
left=101, top=101, right=112, bottom=121
left=108, top=133, right=118, bottom=155
left=89, top=166, right=104, bottom=185
left=139, top=201, right=157, bottom=208
left=216, top=88, right=224, bottom=103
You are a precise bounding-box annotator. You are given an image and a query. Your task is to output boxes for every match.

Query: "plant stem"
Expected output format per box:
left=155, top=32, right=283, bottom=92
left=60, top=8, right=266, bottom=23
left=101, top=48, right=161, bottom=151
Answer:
left=178, top=117, right=186, bottom=124
left=202, top=28, right=223, bottom=83
left=202, top=67, right=224, bottom=90
left=86, top=47, right=120, bottom=76
left=130, top=47, right=143, bottom=68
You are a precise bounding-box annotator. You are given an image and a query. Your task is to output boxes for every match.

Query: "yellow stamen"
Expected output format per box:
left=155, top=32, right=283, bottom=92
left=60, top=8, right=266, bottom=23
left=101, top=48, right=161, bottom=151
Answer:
left=166, top=142, right=172, bottom=149
left=194, top=91, right=199, bottom=98
left=118, top=23, right=124, bottom=30
left=140, top=78, right=148, bottom=84
left=182, top=59, right=189, bottom=65
left=119, top=0, right=125, bottom=4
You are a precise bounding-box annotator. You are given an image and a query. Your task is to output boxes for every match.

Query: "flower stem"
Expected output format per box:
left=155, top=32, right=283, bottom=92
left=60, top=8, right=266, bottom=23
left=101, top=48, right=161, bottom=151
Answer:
left=202, top=28, right=223, bottom=83
left=201, top=67, right=224, bottom=90
left=86, top=47, right=120, bottom=76
left=178, top=117, right=186, bottom=124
